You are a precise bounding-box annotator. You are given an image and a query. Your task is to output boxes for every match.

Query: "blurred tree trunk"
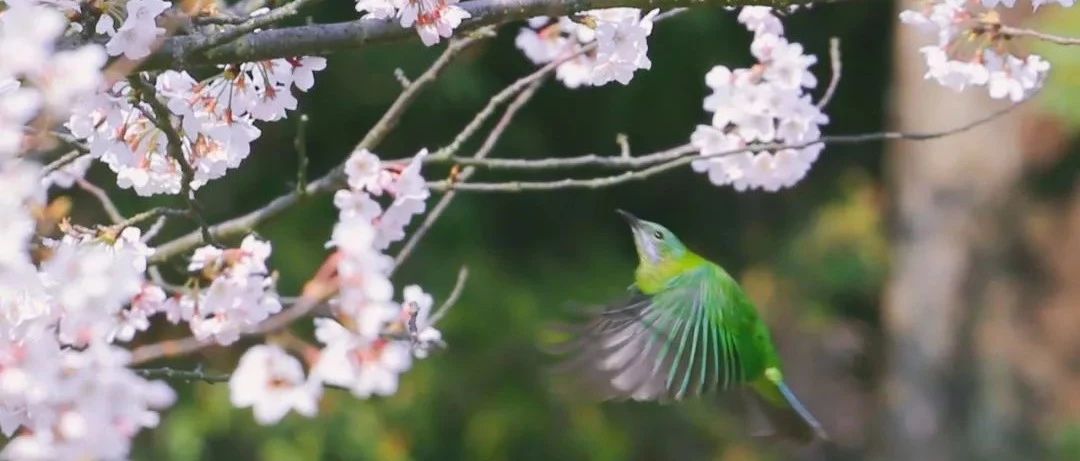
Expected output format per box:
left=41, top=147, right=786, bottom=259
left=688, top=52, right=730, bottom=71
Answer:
left=878, top=2, right=1039, bottom=460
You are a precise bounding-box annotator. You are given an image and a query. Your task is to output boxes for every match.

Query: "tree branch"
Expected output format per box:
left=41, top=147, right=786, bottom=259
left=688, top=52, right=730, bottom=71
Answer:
left=817, top=37, right=841, bottom=109
left=428, top=266, right=469, bottom=327
left=129, top=75, right=220, bottom=247
left=141, top=0, right=819, bottom=70
left=354, top=27, right=496, bottom=154
left=392, top=76, right=545, bottom=272
left=181, top=0, right=323, bottom=58
left=427, top=98, right=1028, bottom=192
left=998, top=25, right=1080, bottom=46
left=133, top=367, right=230, bottom=383
left=149, top=30, right=491, bottom=264
left=77, top=178, right=125, bottom=225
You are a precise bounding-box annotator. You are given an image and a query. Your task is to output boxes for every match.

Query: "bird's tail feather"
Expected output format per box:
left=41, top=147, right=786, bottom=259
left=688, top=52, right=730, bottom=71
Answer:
left=743, top=379, right=828, bottom=444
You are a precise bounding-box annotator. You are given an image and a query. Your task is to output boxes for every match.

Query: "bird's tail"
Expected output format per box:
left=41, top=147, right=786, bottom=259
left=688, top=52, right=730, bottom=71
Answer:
left=743, top=377, right=828, bottom=444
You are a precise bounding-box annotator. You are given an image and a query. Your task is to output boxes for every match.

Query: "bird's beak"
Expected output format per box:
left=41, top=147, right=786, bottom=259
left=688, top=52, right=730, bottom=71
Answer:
left=615, top=209, right=642, bottom=228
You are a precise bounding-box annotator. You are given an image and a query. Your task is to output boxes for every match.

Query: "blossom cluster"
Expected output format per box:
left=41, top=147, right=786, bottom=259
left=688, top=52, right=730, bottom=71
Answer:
left=0, top=3, right=106, bottom=159
left=167, top=236, right=284, bottom=346
left=0, top=6, right=177, bottom=457
left=688, top=7, right=828, bottom=191
left=354, top=0, right=471, bottom=46
left=226, top=149, right=442, bottom=424
left=66, top=57, right=326, bottom=196
left=515, top=8, right=660, bottom=88
left=0, top=217, right=176, bottom=459
left=899, top=0, right=1075, bottom=102
left=95, top=0, right=172, bottom=59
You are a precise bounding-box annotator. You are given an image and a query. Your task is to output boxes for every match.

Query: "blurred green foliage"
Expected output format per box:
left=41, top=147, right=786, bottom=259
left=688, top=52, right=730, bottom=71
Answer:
left=103, top=2, right=1073, bottom=460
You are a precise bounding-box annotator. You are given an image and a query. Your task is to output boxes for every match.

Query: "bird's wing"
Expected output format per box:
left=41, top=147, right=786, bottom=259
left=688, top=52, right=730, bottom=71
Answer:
left=552, top=265, right=749, bottom=402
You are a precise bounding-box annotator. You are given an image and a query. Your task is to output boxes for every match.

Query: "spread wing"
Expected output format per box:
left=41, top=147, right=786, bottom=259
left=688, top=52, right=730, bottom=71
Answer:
left=551, top=266, right=752, bottom=402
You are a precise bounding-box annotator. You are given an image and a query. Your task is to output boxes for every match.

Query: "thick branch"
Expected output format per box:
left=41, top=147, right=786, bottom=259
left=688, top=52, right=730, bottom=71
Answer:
left=142, top=0, right=813, bottom=69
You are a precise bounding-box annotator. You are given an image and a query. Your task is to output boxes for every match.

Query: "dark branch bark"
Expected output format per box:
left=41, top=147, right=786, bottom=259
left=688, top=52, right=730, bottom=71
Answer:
left=141, top=0, right=811, bottom=70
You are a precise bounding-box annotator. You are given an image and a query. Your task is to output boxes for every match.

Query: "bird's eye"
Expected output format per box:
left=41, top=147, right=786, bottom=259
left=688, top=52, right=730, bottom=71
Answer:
left=652, top=230, right=664, bottom=240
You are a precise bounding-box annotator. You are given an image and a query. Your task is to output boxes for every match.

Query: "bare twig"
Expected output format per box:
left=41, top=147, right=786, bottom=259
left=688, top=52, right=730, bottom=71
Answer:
left=616, top=134, right=631, bottom=158
left=817, top=37, right=841, bottom=109
left=441, top=143, right=698, bottom=170
left=393, top=77, right=544, bottom=271
left=134, top=367, right=230, bottom=383
left=429, top=266, right=469, bottom=326
left=998, top=25, right=1080, bottom=46
left=354, top=27, right=496, bottom=153
left=77, top=178, right=124, bottom=225
left=429, top=98, right=1028, bottom=192
left=295, top=114, right=310, bottom=194
left=43, top=151, right=88, bottom=175
left=116, top=207, right=190, bottom=230
left=435, top=44, right=591, bottom=158
left=394, top=68, right=412, bottom=88
left=142, top=216, right=169, bottom=243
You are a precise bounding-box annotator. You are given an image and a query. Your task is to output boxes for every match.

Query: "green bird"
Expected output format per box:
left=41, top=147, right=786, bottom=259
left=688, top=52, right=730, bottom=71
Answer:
left=552, top=210, right=827, bottom=443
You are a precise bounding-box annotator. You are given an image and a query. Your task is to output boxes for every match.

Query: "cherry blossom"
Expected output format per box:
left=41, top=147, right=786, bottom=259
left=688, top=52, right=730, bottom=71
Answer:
left=0, top=3, right=105, bottom=158
left=515, top=9, right=659, bottom=88
left=0, top=342, right=174, bottom=461
left=96, top=0, right=171, bottom=59
left=311, top=318, right=413, bottom=398
left=176, top=236, right=283, bottom=345
left=40, top=228, right=149, bottom=346
left=355, top=0, right=471, bottom=46
left=689, top=7, right=828, bottom=191
left=900, top=0, right=1062, bottom=102
left=68, top=56, right=326, bottom=196
left=229, top=345, right=320, bottom=424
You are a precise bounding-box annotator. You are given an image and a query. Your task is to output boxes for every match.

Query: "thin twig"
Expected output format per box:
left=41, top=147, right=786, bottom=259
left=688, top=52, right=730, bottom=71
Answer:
left=43, top=150, right=88, bottom=175
left=142, top=216, right=169, bottom=243
left=149, top=28, right=493, bottom=264
left=435, top=44, right=592, bottom=159
left=816, top=37, right=841, bottom=109
left=393, top=77, right=545, bottom=271
left=134, top=367, right=230, bottom=383
left=354, top=26, right=496, bottom=154
left=441, top=143, right=698, bottom=170
left=77, top=179, right=125, bottom=225
left=429, top=98, right=1028, bottom=192
left=998, top=25, right=1080, bottom=46
left=295, top=114, right=310, bottom=194
left=116, top=207, right=189, bottom=229
left=429, top=266, right=469, bottom=326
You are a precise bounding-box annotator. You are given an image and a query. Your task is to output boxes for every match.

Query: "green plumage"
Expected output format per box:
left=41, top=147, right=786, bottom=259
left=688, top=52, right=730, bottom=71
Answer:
left=553, top=210, right=827, bottom=443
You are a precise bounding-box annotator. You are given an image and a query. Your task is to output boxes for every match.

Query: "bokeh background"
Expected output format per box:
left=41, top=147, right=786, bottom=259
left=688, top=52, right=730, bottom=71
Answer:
left=72, top=1, right=1080, bottom=459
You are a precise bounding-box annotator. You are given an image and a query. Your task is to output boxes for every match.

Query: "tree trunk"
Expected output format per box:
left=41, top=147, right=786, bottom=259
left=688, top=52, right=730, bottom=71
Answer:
left=878, top=1, right=1036, bottom=460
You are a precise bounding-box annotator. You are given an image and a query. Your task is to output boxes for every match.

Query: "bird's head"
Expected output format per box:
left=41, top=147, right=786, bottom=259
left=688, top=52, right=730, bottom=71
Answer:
left=615, top=209, right=688, bottom=267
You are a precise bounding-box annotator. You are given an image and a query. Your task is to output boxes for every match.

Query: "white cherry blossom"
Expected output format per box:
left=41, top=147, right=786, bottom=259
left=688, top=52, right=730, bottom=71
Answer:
left=229, top=345, right=320, bottom=424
